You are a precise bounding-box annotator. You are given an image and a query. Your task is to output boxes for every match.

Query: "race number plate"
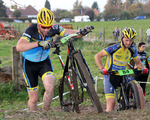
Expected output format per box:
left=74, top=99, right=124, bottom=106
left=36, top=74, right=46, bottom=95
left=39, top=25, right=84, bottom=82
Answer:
left=118, top=69, right=134, bottom=76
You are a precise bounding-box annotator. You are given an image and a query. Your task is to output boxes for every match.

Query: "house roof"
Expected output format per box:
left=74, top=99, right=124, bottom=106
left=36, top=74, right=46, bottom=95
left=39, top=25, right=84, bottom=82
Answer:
left=6, top=7, right=13, bottom=16
left=6, top=5, right=38, bottom=18
left=19, top=5, right=38, bottom=16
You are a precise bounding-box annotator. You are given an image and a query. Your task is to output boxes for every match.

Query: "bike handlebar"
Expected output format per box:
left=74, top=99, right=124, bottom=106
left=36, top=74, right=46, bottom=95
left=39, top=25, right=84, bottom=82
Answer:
left=79, top=26, right=94, bottom=36
left=50, top=26, right=94, bottom=47
left=106, top=69, right=143, bottom=76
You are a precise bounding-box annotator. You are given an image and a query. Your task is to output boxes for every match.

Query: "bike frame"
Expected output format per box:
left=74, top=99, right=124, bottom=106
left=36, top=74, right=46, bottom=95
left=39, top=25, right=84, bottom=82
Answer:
left=53, top=26, right=103, bottom=113
left=110, top=70, right=141, bottom=110
left=53, top=37, right=95, bottom=106
left=116, top=75, right=133, bottom=109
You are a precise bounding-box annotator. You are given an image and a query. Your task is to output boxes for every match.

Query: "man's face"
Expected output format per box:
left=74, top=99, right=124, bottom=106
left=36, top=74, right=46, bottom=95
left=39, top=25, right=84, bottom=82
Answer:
left=139, top=45, right=146, bottom=52
left=38, top=24, right=51, bottom=36
left=122, top=37, right=134, bottom=48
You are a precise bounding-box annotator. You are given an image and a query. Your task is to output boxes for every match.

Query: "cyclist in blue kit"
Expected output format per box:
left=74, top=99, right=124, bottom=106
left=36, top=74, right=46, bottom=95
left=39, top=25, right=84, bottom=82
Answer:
left=95, top=27, right=148, bottom=112
left=16, top=8, right=81, bottom=111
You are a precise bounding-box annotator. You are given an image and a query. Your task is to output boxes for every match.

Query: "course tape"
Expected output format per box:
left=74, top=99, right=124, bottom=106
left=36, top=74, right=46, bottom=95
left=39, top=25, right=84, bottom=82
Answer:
left=94, top=76, right=150, bottom=84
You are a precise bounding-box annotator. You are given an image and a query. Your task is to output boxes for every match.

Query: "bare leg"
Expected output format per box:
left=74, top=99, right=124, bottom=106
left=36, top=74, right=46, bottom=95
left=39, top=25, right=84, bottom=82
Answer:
left=136, top=83, right=145, bottom=109
left=28, top=90, right=39, bottom=111
left=42, top=75, right=55, bottom=111
left=106, top=98, right=116, bottom=112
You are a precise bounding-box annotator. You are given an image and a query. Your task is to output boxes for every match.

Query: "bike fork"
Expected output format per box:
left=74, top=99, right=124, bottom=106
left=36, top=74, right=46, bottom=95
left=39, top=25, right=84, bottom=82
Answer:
left=121, top=84, right=129, bottom=108
left=115, top=89, right=122, bottom=110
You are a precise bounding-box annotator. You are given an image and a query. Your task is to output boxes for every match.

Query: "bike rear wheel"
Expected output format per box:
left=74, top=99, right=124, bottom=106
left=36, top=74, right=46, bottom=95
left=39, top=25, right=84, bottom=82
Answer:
left=58, top=71, right=80, bottom=113
left=126, top=81, right=141, bottom=109
left=73, top=51, right=103, bottom=113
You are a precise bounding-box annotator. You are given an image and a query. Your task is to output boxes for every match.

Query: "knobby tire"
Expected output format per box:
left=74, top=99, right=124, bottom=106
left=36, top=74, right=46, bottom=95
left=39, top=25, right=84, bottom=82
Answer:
left=126, top=81, right=141, bottom=109
left=73, top=51, right=103, bottom=113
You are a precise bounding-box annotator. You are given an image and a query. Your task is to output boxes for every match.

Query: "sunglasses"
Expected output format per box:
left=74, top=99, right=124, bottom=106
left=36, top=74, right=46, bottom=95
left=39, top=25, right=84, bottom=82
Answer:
left=40, top=25, right=52, bottom=29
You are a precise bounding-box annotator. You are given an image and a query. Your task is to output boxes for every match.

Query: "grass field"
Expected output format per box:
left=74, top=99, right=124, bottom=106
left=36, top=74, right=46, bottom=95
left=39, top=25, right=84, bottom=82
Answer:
left=11, top=19, right=150, bottom=42
left=1, top=20, right=150, bottom=119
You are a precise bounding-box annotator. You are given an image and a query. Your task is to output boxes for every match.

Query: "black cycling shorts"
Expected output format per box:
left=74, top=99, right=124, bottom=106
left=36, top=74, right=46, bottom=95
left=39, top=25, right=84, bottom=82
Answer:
left=22, top=57, right=54, bottom=91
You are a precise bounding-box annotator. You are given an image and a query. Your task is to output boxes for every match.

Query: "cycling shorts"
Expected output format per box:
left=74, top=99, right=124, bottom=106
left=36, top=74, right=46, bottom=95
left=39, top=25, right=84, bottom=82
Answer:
left=103, top=74, right=137, bottom=99
left=22, top=57, right=54, bottom=91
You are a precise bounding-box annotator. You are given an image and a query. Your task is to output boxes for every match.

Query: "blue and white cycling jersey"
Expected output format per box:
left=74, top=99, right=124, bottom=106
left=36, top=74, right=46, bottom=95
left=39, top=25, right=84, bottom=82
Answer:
left=21, top=24, right=66, bottom=62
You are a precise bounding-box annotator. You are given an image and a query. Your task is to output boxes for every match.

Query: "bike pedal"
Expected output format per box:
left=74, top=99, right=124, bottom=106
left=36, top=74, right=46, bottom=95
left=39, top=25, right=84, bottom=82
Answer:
left=62, top=106, right=70, bottom=112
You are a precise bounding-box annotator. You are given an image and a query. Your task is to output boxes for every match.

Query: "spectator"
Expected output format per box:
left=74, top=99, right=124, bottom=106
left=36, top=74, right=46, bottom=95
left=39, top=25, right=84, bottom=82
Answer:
left=112, top=27, right=120, bottom=41
left=146, top=27, right=150, bottom=43
left=128, top=42, right=150, bottom=96
left=98, top=30, right=103, bottom=40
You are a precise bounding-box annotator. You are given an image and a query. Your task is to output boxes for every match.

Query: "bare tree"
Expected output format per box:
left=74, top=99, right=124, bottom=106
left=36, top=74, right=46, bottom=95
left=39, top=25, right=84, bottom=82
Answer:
left=103, top=0, right=121, bottom=20
left=129, top=2, right=143, bottom=17
left=73, top=0, right=83, bottom=15
left=73, top=0, right=83, bottom=10
left=142, top=1, right=150, bottom=16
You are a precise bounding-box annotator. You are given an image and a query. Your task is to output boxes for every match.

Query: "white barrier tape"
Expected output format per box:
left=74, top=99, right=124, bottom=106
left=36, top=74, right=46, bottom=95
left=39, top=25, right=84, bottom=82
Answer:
left=94, top=77, right=103, bottom=80
left=94, top=76, right=150, bottom=84
left=138, top=81, right=150, bottom=84
left=94, top=76, right=103, bottom=92
left=93, top=76, right=150, bottom=94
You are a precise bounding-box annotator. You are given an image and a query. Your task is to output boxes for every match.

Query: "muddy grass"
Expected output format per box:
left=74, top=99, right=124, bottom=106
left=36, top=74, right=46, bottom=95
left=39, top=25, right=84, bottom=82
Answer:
left=1, top=102, right=150, bottom=120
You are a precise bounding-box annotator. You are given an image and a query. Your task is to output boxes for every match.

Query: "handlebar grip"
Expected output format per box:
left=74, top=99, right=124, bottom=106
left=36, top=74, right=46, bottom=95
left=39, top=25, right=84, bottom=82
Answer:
left=84, top=26, right=94, bottom=30
left=87, top=26, right=94, bottom=30
left=80, top=26, right=94, bottom=36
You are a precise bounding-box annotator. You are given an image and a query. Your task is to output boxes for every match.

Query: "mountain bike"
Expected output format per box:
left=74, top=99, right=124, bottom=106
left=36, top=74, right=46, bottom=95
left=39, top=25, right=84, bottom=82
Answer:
left=51, top=26, right=103, bottom=113
left=107, top=69, right=143, bottom=111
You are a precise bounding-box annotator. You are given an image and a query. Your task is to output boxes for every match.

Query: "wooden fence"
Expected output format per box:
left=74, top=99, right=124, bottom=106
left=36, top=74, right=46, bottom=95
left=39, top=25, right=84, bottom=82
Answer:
left=12, top=46, right=24, bottom=91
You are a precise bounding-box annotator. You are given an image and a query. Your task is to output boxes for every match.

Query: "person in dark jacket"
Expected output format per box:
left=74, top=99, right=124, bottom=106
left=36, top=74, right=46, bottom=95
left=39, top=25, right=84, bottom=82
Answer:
left=128, top=42, right=150, bottom=96
left=112, top=27, right=120, bottom=41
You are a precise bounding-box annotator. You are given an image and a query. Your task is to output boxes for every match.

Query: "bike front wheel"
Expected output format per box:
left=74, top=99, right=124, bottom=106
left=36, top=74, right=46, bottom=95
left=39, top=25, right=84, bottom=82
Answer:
left=58, top=75, right=80, bottom=113
left=126, top=81, right=141, bottom=109
left=73, top=51, right=103, bottom=113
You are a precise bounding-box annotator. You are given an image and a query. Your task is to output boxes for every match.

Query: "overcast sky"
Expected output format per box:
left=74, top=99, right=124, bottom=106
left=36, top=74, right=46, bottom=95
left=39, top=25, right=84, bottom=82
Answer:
left=4, top=0, right=107, bottom=12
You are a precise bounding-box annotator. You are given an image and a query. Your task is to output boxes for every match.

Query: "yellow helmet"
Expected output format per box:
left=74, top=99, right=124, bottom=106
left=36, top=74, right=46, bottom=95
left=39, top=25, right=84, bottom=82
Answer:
left=37, top=8, right=54, bottom=27
left=122, top=27, right=137, bottom=39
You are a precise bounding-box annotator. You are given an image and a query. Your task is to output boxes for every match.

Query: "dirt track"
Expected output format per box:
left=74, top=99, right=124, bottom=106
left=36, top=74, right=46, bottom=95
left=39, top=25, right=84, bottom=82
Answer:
left=1, top=101, right=150, bottom=120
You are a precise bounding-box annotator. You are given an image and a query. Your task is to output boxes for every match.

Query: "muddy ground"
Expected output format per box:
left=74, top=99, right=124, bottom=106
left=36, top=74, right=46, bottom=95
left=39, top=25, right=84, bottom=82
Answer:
left=1, top=101, right=150, bottom=120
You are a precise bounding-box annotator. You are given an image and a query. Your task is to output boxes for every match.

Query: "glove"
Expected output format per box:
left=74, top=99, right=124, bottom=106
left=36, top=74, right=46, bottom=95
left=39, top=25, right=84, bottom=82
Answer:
left=133, top=68, right=141, bottom=74
left=38, top=41, right=51, bottom=50
left=100, top=68, right=108, bottom=75
left=141, top=68, right=149, bottom=74
left=80, top=27, right=88, bottom=36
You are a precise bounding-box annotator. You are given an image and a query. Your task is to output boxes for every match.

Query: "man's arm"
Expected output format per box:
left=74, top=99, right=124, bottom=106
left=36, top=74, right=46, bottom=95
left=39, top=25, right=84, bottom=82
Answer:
left=64, top=29, right=82, bottom=38
left=133, top=57, right=144, bottom=69
left=94, top=50, right=107, bottom=70
left=16, top=38, right=38, bottom=52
